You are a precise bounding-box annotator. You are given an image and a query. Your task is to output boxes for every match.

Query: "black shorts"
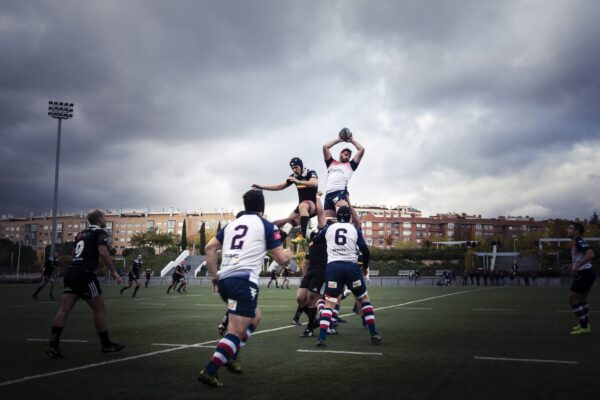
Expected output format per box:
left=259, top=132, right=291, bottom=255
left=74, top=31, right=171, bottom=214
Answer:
left=63, top=268, right=102, bottom=299
left=300, top=269, right=326, bottom=294
left=41, top=275, right=55, bottom=285
left=172, top=275, right=182, bottom=283
left=571, top=268, right=596, bottom=294
left=128, top=272, right=140, bottom=282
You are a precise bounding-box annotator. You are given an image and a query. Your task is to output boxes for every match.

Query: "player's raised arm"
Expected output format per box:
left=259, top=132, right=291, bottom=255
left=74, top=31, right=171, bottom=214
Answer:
left=323, top=137, right=344, bottom=162
left=349, top=136, right=365, bottom=164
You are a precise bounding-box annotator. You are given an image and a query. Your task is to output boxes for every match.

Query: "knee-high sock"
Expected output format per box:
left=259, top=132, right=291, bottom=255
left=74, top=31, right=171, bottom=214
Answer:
left=294, top=305, right=306, bottom=321
left=317, top=298, right=325, bottom=316
left=572, top=303, right=589, bottom=328
left=318, top=308, right=333, bottom=341
left=205, top=333, right=240, bottom=374
left=232, top=324, right=256, bottom=360
left=306, top=307, right=317, bottom=330
left=361, top=302, right=378, bottom=335
left=300, top=216, right=309, bottom=238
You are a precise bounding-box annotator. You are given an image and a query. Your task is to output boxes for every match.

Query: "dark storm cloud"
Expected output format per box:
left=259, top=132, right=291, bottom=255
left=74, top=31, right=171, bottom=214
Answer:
left=1, top=0, right=599, bottom=219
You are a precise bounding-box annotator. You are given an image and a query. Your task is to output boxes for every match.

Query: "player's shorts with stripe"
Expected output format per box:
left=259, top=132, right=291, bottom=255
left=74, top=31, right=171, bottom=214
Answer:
left=217, top=276, right=259, bottom=318
left=571, top=268, right=596, bottom=294
left=324, top=261, right=367, bottom=299
left=63, top=268, right=102, bottom=299
left=324, top=190, right=349, bottom=211
left=300, top=269, right=326, bottom=294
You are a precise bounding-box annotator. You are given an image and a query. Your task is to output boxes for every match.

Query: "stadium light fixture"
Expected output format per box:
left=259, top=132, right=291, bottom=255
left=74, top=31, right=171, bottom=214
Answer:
left=47, top=101, right=75, bottom=255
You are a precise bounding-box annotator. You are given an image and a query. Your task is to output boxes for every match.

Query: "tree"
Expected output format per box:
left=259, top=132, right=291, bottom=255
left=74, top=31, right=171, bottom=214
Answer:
left=216, top=221, right=222, bottom=232
left=590, top=212, right=600, bottom=227
left=181, top=219, right=187, bottom=251
left=199, top=222, right=206, bottom=255
left=130, top=231, right=148, bottom=248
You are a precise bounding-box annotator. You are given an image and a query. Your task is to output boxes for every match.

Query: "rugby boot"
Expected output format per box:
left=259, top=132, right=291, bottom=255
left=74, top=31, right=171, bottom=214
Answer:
left=226, top=360, right=243, bottom=374
left=198, top=369, right=224, bottom=388
left=101, top=342, right=125, bottom=353
left=291, top=319, right=301, bottom=326
left=46, top=346, right=64, bottom=359
left=570, top=325, right=591, bottom=335
left=370, top=334, right=383, bottom=343
left=316, top=339, right=326, bottom=347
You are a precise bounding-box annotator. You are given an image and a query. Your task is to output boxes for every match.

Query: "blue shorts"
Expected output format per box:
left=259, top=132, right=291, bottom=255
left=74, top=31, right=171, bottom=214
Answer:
left=324, top=261, right=367, bottom=299
left=571, top=268, right=596, bottom=294
left=324, top=190, right=349, bottom=211
left=218, top=277, right=259, bottom=318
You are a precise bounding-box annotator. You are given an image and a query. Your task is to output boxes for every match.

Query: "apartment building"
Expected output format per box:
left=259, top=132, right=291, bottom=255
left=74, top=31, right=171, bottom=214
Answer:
left=360, top=211, right=547, bottom=247
left=0, top=208, right=235, bottom=255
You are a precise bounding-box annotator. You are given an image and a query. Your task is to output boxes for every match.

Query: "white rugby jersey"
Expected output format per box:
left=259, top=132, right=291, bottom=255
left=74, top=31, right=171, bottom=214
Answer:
left=215, top=212, right=282, bottom=284
left=320, top=221, right=366, bottom=263
left=325, top=159, right=358, bottom=194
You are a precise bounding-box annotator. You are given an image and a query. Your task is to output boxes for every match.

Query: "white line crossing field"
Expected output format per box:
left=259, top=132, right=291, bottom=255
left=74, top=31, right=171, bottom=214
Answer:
left=474, top=356, right=578, bottom=365
left=297, top=349, right=382, bottom=356
left=0, top=288, right=482, bottom=387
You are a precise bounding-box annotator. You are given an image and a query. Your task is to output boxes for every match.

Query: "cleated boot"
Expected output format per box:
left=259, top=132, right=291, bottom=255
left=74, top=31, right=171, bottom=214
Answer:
left=570, top=325, right=591, bottom=335
left=46, top=346, right=64, bottom=359
left=370, top=334, right=383, bottom=343
left=300, top=329, right=314, bottom=338
left=101, top=342, right=125, bottom=353
left=226, top=360, right=243, bottom=374
left=198, top=369, right=224, bottom=388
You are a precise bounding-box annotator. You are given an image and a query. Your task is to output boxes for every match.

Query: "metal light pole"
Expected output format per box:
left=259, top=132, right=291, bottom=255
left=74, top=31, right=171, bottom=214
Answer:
left=512, top=235, right=517, bottom=263
left=48, top=101, right=74, bottom=255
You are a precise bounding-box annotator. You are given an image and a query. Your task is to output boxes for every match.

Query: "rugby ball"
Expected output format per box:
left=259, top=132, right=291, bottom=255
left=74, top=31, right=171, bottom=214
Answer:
left=339, top=127, right=352, bottom=141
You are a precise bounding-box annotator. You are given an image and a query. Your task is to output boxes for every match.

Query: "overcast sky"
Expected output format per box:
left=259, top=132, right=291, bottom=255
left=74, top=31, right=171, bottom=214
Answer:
left=1, top=0, right=599, bottom=221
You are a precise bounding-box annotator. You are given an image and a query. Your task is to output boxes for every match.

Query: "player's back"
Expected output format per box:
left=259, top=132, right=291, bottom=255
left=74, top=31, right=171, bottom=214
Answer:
left=71, top=226, right=108, bottom=272
left=324, top=221, right=360, bottom=263
left=218, top=212, right=280, bottom=282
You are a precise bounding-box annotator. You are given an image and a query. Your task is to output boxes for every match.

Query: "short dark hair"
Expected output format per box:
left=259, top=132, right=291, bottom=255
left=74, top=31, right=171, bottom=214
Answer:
left=340, top=148, right=352, bottom=156
left=87, top=209, right=105, bottom=225
left=243, top=189, right=265, bottom=213
left=572, top=222, right=585, bottom=235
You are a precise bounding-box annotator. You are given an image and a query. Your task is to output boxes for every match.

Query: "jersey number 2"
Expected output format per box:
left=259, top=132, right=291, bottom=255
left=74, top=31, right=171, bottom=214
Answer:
left=231, top=225, right=249, bottom=249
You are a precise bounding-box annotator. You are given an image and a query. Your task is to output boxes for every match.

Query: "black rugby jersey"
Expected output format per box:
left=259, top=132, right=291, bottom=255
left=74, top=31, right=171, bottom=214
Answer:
left=71, top=225, right=110, bottom=272
left=287, top=168, right=318, bottom=203
left=305, top=239, right=327, bottom=273
left=131, top=259, right=143, bottom=275
left=42, top=257, right=60, bottom=276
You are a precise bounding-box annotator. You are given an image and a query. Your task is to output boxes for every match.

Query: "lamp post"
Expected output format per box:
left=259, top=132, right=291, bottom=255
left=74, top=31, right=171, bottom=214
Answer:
left=512, top=235, right=517, bottom=263
left=47, top=101, right=74, bottom=255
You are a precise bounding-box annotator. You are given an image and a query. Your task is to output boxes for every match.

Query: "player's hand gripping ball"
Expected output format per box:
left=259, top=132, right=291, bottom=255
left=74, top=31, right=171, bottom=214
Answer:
left=339, top=127, right=352, bottom=141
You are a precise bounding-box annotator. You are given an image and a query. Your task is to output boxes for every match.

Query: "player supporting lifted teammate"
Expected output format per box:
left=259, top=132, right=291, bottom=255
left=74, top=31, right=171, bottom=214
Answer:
left=47, top=209, right=125, bottom=358
left=314, top=206, right=381, bottom=346
left=144, top=266, right=153, bottom=288
left=32, top=251, right=60, bottom=300
left=252, top=157, right=323, bottom=238
left=322, top=128, right=365, bottom=224
left=198, top=189, right=292, bottom=388
left=120, top=254, right=143, bottom=297
left=567, top=222, right=596, bottom=335
left=167, top=262, right=186, bottom=294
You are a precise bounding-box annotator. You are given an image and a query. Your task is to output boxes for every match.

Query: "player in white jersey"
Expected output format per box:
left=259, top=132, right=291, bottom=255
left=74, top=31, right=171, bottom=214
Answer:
left=567, top=222, right=596, bottom=335
left=322, top=131, right=365, bottom=225
left=314, top=206, right=381, bottom=346
left=198, top=189, right=292, bottom=388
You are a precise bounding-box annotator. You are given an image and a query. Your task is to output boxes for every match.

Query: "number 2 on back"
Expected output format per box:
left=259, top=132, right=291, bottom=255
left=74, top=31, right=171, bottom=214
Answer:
left=231, top=225, right=248, bottom=249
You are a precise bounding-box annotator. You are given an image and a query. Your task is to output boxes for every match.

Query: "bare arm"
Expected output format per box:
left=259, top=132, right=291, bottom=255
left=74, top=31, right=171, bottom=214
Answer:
left=205, top=237, right=222, bottom=281
left=99, top=245, right=123, bottom=285
left=348, top=137, right=365, bottom=164
left=323, top=137, right=344, bottom=161
left=271, top=246, right=292, bottom=266
left=252, top=181, right=290, bottom=191
left=287, top=176, right=318, bottom=188
left=572, top=249, right=595, bottom=272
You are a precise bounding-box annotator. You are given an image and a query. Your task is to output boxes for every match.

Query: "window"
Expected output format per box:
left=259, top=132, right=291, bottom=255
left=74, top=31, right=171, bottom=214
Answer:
left=167, top=220, right=175, bottom=233
left=146, top=220, right=154, bottom=231
left=403, top=222, right=411, bottom=228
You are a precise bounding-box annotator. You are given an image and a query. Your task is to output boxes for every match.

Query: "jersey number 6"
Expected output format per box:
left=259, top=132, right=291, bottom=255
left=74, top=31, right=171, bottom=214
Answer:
left=335, top=228, right=347, bottom=245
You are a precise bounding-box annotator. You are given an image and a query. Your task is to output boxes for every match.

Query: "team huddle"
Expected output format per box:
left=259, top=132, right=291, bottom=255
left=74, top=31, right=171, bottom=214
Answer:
left=39, top=128, right=595, bottom=390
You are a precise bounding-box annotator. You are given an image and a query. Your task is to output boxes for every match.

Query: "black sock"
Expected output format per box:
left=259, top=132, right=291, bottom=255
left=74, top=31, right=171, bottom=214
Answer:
left=120, top=287, right=126, bottom=294
left=33, top=287, right=42, bottom=296
left=132, top=286, right=140, bottom=296
left=98, top=331, right=111, bottom=347
left=300, top=216, right=309, bottom=237
left=294, top=305, right=306, bottom=320
left=306, top=307, right=317, bottom=330
left=50, top=326, right=63, bottom=347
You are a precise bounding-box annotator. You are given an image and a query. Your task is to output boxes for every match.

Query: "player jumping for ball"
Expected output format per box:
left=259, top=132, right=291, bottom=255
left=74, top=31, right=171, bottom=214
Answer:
left=322, top=128, right=365, bottom=226
left=252, top=157, right=324, bottom=239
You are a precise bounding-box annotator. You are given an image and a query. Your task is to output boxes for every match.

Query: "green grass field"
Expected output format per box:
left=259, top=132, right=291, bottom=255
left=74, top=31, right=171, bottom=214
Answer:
left=1, top=283, right=599, bottom=400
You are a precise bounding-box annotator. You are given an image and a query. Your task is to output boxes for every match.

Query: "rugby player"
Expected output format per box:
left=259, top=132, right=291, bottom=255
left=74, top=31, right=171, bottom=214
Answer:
left=567, top=222, right=596, bottom=335
left=32, top=251, right=60, bottom=300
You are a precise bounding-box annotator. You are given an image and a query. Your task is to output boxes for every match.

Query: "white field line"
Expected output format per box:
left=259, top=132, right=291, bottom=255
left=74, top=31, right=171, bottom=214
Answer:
left=27, top=339, right=88, bottom=343
left=1, top=288, right=482, bottom=387
left=136, top=303, right=166, bottom=306
left=194, top=304, right=290, bottom=308
left=474, top=356, right=577, bottom=365
left=472, top=308, right=512, bottom=311
left=297, top=349, right=383, bottom=356
left=151, top=343, right=215, bottom=348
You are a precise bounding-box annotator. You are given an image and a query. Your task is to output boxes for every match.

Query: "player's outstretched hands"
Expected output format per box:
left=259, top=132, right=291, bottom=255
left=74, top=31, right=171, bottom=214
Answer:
left=113, top=271, right=123, bottom=285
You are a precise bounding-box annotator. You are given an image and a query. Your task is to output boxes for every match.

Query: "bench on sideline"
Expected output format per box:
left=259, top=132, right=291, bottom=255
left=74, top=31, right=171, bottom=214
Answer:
left=369, top=270, right=380, bottom=277
left=397, top=269, right=416, bottom=277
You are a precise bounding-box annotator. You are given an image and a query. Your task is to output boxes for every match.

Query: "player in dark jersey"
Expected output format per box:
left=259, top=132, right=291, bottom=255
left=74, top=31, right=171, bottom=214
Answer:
left=567, top=222, right=596, bottom=335
left=46, top=209, right=125, bottom=358
left=280, top=265, right=291, bottom=289
left=252, top=157, right=324, bottom=238
left=167, top=263, right=186, bottom=294
left=144, top=266, right=153, bottom=288
left=120, top=254, right=143, bottom=297
left=176, top=265, right=190, bottom=293
left=267, top=265, right=279, bottom=288
left=32, top=251, right=60, bottom=300
left=293, top=230, right=328, bottom=337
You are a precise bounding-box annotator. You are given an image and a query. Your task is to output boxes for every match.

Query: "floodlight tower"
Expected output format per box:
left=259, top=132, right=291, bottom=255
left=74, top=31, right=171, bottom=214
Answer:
left=47, top=101, right=74, bottom=255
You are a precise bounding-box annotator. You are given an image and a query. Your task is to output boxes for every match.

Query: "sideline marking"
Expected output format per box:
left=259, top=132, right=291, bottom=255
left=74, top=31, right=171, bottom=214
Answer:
left=474, top=356, right=577, bottom=365
left=27, top=339, right=88, bottom=343
left=297, top=349, right=382, bottom=356
left=472, top=308, right=512, bottom=311
left=1, top=288, right=482, bottom=387
left=151, top=343, right=214, bottom=348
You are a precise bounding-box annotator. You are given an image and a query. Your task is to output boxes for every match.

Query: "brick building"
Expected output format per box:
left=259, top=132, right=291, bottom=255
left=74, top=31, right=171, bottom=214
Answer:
left=0, top=208, right=235, bottom=255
